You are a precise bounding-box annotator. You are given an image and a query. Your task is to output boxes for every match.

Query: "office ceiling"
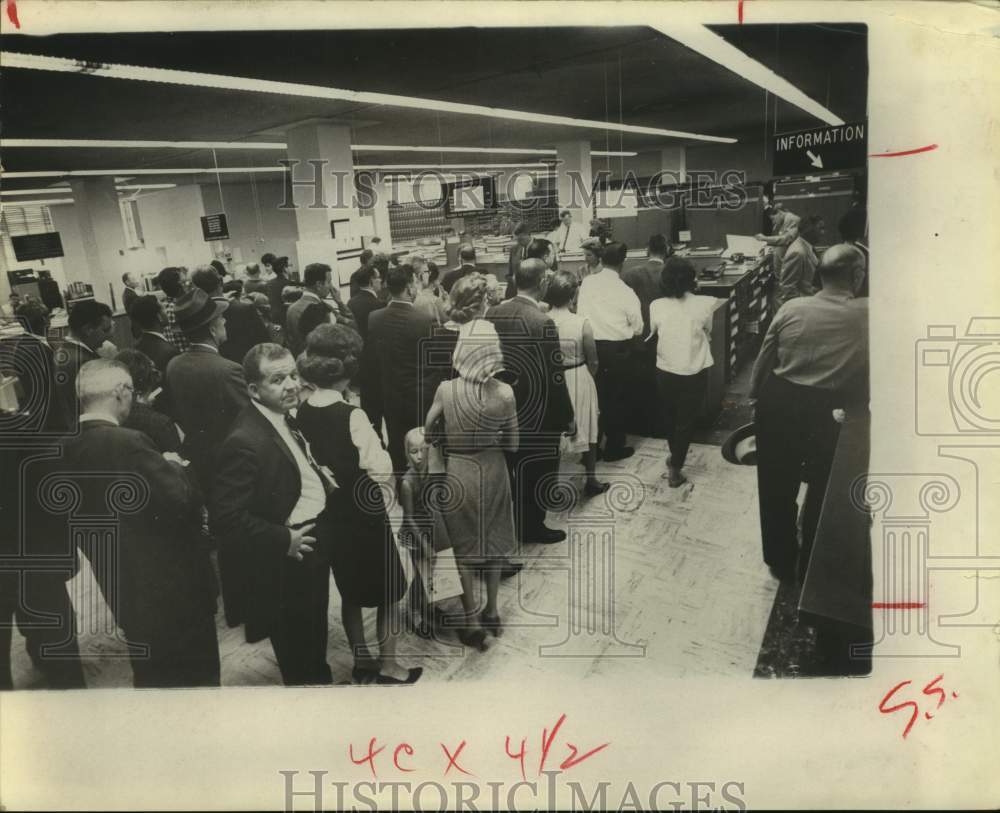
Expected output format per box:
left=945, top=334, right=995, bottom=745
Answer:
left=0, top=24, right=867, bottom=191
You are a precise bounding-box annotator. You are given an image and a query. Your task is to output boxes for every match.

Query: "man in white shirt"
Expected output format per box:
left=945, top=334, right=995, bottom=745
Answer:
left=576, top=241, right=643, bottom=461
left=548, top=209, right=589, bottom=255
left=211, top=343, right=334, bottom=686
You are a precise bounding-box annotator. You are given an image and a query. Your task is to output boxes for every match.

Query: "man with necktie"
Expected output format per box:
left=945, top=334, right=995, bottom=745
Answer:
left=548, top=209, right=588, bottom=255
left=211, top=343, right=334, bottom=686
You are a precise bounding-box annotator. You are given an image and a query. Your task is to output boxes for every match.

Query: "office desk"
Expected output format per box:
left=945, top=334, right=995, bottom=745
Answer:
left=799, top=412, right=873, bottom=673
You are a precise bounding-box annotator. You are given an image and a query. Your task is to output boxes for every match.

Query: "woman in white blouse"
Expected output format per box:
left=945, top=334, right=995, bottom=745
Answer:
left=296, top=323, right=421, bottom=685
left=647, top=257, right=718, bottom=487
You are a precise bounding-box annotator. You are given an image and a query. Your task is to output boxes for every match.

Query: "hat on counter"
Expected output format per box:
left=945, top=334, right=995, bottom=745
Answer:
left=721, top=422, right=757, bottom=466
left=173, top=288, right=229, bottom=334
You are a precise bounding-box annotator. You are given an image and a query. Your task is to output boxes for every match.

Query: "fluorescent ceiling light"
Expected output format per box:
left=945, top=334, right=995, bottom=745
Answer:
left=355, top=145, right=638, bottom=157
left=1, top=198, right=74, bottom=207
left=0, top=138, right=286, bottom=149
left=1, top=51, right=737, bottom=144
left=355, top=163, right=549, bottom=170
left=658, top=25, right=845, bottom=126
left=1, top=183, right=177, bottom=196
left=2, top=167, right=287, bottom=178
left=2, top=138, right=639, bottom=158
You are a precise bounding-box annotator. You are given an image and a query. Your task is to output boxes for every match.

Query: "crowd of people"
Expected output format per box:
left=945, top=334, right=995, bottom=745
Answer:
left=0, top=204, right=869, bottom=689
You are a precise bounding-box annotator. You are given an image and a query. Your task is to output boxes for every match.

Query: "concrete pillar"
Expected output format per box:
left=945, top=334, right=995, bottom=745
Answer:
left=285, top=122, right=356, bottom=272
left=555, top=140, right=593, bottom=224
left=659, top=146, right=687, bottom=184
left=68, top=178, right=127, bottom=301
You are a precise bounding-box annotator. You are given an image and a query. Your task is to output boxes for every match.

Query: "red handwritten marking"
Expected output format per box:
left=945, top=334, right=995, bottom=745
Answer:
left=349, top=738, right=385, bottom=779
left=560, top=741, right=611, bottom=771
left=869, top=144, right=938, bottom=158
left=441, top=740, right=474, bottom=777
left=6, top=0, right=19, bottom=29
left=879, top=680, right=919, bottom=739
left=922, top=674, right=946, bottom=710
left=879, top=675, right=959, bottom=739
left=539, top=713, right=567, bottom=775
left=505, top=736, right=528, bottom=782
left=392, top=743, right=415, bottom=773
left=738, top=0, right=745, bottom=23
left=872, top=601, right=926, bottom=609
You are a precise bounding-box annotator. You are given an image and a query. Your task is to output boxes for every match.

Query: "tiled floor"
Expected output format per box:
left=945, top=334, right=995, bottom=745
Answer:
left=8, top=435, right=779, bottom=689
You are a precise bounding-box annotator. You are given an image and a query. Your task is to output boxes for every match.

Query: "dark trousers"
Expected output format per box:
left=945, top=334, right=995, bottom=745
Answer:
left=628, top=346, right=661, bottom=437
left=594, top=340, right=633, bottom=452
left=384, top=405, right=416, bottom=474
left=0, top=571, right=85, bottom=690
left=506, top=441, right=561, bottom=541
left=655, top=369, right=708, bottom=469
left=269, top=518, right=332, bottom=686
left=127, top=612, right=220, bottom=688
left=755, top=375, right=841, bottom=578
left=360, top=381, right=383, bottom=448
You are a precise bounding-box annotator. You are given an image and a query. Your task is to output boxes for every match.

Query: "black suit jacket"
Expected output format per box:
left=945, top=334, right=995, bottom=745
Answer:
left=59, top=419, right=215, bottom=637
left=486, top=295, right=574, bottom=438
left=441, top=264, right=478, bottom=294
left=365, top=301, right=436, bottom=422
left=347, top=289, right=385, bottom=341
left=122, top=286, right=139, bottom=313
left=213, top=296, right=270, bottom=365
left=211, top=405, right=324, bottom=642
left=135, top=331, right=179, bottom=376
left=164, top=346, right=249, bottom=486
left=52, top=338, right=100, bottom=430
left=266, top=275, right=292, bottom=326
left=9, top=334, right=68, bottom=433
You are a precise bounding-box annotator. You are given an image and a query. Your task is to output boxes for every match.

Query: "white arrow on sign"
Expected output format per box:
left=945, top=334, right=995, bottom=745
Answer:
left=806, top=150, right=824, bottom=169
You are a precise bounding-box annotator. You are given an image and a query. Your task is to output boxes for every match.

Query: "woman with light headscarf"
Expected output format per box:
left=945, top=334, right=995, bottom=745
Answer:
left=423, top=273, right=518, bottom=650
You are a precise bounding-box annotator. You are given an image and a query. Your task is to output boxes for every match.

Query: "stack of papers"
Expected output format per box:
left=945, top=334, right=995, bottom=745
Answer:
left=724, top=234, right=766, bottom=258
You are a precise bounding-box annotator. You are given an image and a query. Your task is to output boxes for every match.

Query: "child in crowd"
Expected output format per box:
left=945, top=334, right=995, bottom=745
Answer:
left=399, top=427, right=450, bottom=638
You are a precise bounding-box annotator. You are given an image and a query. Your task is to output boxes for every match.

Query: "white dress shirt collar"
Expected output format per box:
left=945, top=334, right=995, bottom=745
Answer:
left=79, top=411, right=120, bottom=426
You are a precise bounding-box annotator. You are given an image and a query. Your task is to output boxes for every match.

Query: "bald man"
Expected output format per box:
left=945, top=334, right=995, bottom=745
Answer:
left=57, top=359, right=219, bottom=687
left=748, top=244, right=869, bottom=583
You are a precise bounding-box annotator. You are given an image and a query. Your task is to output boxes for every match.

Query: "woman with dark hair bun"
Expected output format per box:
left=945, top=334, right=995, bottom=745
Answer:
left=648, top=257, right=718, bottom=487
left=115, top=348, right=182, bottom=454
left=295, top=323, right=421, bottom=685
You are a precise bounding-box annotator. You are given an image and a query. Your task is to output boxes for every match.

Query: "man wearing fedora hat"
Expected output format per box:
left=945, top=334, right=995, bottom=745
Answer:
left=749, top=243, right=869, bottom=583
left=164, top=287, right=249, bottom=488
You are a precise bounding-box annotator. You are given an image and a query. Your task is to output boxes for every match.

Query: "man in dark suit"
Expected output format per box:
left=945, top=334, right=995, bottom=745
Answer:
left=284, top=262, right=354, bottom=355
left=130, top=294, right=179, bottom=376
left=505, top=222, right=532, bottom=299
left=164, top=288, right=249, bottom=488
left=121, top=271, right=141, bottom=313
left=52, top=299, right=114, bottom=430
left=440, top=244, right=480, bottom=294
left=487, top=258, right=575, bottom=545
left=622, top=234, right=670, bottom=437
left=191, top=265, right=270, bottom=365
left=264, top=255, right=293, bottom=327
left=59, top=359, right=219, bottom=686
left=347, top=266, right=385, bottom=341
left=7, top=299, right=67, bottom=433
left=0, top=302, right=82, bottom=688
left=211, top=344, right=332, bottom=686
left=365, top=265, right=436, bottom=471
